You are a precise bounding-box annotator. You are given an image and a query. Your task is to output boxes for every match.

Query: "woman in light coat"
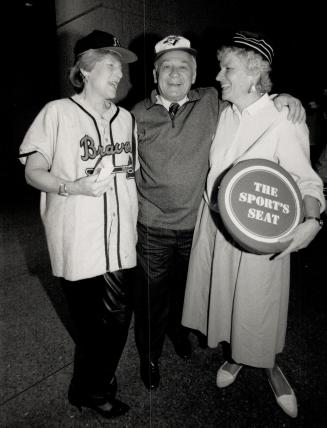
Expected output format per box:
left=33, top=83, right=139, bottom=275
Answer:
left=182, top=31, right=325, bottom=418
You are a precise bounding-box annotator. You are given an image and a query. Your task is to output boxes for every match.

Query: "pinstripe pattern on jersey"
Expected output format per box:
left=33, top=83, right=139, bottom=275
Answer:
left=103, top=192, right=110, bottom=271
left=113, top=175, right=122, bottom=269
left=67, top=98, right=136, bottom=273
left=69, top=97, right=103, bottom=147
left=109, top=108, right=122, bottom=269
left=109, top=108, right=120, bottom=167
left=69, top=97, right=112, bottom=271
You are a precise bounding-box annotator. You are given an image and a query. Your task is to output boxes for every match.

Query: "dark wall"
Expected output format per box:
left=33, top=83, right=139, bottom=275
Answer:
left=194, top=1, right=326, bottom=100
left=7, top=0, right=326, bottom=199
left=6, top=0, right=58, bottom=197
left=128, top=1, right=326, bottom=106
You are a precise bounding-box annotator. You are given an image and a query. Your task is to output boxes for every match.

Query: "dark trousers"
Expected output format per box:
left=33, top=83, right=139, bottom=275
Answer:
left=133, top=222, right=194, bottom=362
left=61, top=269, right=134, bottom=397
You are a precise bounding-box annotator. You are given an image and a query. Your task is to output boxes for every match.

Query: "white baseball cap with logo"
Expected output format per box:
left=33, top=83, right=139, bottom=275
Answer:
left=154, top=35, right=197, bottom=61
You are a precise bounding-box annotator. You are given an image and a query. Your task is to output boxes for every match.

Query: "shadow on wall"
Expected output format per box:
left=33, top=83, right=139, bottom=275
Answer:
left=7, top=0, right=59, bottom=194
left=184, top=28, right=226, bottom=90
left=188, top=25, right=309, bottom=98
left=121, top=32, right=162, bottom=110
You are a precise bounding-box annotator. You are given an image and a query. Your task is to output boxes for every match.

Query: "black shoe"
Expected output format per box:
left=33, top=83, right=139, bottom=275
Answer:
left=172, top=335, right=192, bottom=359
left=68, top=384, right=129, bottom=419
left=140, top=360, right=160, bottom=390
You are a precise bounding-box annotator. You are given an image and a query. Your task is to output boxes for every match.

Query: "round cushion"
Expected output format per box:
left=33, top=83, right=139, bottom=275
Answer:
left=217, top=159, right=304, bottom=254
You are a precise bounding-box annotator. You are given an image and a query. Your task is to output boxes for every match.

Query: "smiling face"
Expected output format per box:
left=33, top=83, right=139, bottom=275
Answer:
left=154, top=51, right=196, bottom=102
left=216, top=51, right=259, bottom=110
left=82, top=52, right=123, bottom=100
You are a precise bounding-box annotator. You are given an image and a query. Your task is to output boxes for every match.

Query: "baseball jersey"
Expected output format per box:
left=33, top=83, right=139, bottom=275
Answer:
left=19, top=94, right=139, bottom=281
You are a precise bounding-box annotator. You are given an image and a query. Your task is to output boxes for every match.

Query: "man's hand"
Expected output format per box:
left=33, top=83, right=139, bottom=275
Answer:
left=273, top=94, right=306, bottom=124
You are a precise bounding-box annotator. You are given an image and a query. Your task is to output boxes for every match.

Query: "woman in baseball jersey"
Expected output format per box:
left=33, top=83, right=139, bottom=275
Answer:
left=19, top=30, right=138, bottom=419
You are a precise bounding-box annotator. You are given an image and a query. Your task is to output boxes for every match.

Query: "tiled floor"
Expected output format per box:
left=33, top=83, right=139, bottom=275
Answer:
left=1, top=187, right=327, bottom=427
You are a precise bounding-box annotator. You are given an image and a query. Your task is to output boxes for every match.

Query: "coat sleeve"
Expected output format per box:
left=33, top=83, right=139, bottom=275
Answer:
left=275, top=117, right=325, bottom=212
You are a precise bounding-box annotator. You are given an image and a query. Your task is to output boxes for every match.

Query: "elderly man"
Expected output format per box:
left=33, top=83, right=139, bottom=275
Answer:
left=132, top=35, right=304, bottom=390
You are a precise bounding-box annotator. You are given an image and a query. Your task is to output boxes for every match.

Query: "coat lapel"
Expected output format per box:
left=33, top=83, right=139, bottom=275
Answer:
left=234, top=102, right=280, bottom=159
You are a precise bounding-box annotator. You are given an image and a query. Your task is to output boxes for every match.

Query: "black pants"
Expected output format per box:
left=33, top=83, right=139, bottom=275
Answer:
left=61, top=269, right=134, bottom=397
left=133, top=222, right=194, bottom=362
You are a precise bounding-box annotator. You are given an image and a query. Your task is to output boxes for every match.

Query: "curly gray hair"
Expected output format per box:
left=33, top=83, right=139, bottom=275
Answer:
left=217, top=46, right=272, bottom=93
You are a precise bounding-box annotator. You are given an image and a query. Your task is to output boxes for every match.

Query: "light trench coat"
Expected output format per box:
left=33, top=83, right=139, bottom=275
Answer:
left=182, top=94, right=325, bottom=368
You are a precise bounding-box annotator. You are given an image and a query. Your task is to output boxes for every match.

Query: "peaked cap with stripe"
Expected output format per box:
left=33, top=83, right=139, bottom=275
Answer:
left=233, top=31, right=274, bottom=64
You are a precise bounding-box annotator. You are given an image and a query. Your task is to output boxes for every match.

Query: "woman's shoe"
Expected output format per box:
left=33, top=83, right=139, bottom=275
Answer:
left=267, top=366, right=298, bottom=418
left=68, top=389, right=129, bottom=419
left=216, top=361, right=243, bottom=388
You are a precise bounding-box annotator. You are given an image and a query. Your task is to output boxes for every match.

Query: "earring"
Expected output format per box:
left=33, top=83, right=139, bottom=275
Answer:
left=248, top=83, right=256, bottom=93
left=80, top=71, right=87, bottom=82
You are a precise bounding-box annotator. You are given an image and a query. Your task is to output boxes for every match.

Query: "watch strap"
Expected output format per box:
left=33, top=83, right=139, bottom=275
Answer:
left=305, top=216, right=323, bottom=227
left=58, top=183, right=69, bottom=196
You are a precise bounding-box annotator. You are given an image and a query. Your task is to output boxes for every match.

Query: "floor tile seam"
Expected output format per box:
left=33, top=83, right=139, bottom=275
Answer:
left=0, top=360, right=73, bottom=407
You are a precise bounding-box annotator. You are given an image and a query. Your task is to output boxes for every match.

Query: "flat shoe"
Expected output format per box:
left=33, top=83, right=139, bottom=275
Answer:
left=216, top=361, right=243, bottom=388
left=267, top=367, right=298, bottom=418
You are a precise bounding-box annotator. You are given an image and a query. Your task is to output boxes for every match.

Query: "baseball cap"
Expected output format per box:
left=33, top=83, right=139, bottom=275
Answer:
left=154, top=35, right=197, bottom=61
left=74, top=30, right=138, bottom=64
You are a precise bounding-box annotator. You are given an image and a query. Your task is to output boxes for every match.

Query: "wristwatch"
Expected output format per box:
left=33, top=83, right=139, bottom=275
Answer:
left=305, top=216, right=324, bottom=227
left=58, top=183, right=69, bottom=196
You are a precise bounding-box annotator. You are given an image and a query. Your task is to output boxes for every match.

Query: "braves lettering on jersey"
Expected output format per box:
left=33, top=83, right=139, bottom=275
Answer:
left=19, top=95, right=139, bottom=281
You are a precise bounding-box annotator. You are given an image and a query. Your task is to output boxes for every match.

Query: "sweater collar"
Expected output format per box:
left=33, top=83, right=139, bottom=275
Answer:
left=144, top=88, right=201, bottom=109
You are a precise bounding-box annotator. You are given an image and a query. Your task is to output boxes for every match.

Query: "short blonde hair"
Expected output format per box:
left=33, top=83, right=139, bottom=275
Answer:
left=217, top=46, right=272, bottom=93
left=69, top=48, right=121, bottom=92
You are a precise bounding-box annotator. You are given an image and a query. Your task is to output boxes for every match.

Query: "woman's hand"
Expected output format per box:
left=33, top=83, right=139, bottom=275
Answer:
left=273, top=219, right=322, bottom=260
left=68, top=172, right=113, bottom=197
left=25, top=152, right=114, bottom=197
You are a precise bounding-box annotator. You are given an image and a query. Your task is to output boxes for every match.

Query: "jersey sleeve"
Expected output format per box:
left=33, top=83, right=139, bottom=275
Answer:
left=18, top=101, right=59, bottom=168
